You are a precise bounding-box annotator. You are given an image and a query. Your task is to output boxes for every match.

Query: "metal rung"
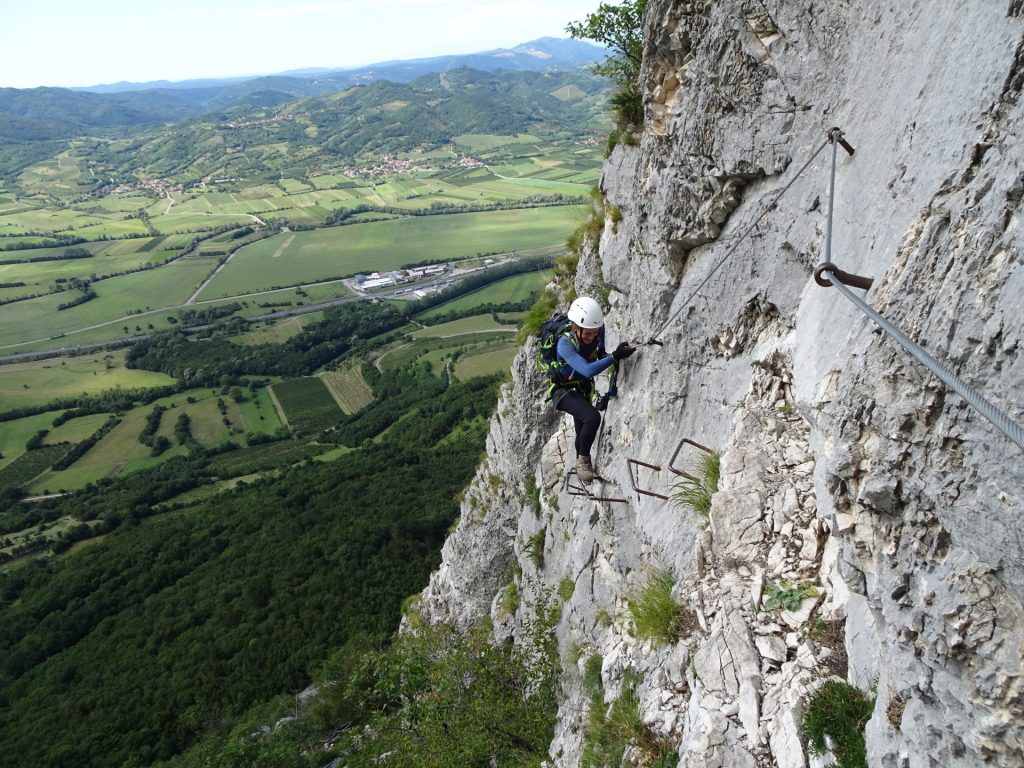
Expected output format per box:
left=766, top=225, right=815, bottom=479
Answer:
left=668, top=438, right=713, bottom=480
left=565, top=469, right=628, bottom=504
left=626, top=458, right=669, bottom=500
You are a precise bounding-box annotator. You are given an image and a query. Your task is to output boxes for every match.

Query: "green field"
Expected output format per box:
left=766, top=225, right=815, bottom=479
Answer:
left=0, top=445, right=73, bottom=493
left=0, top=259, right=217, bottom=349
left=22, top=388, right=250, bottom=493
left=453, top=343, right=518, bottom=380
left=271, top=376, right=343, bottom=434
left=0, top=351, right=175, bottom=408
left=0, top=411, right=64, bottom=471
left=207, top=438, right=328, bottom=478
left=321, top=368, right=375, bottom=414
left=232, top=316, right=307, bottom=345
left=196, top=206, right=585, bottom=299
left=420, top=270, right=552, bottom=318
left=235, top=387, right=284, bottom=435
left=45, top=412, right=114, bottom=445
left=411, top=315, right=518, bottom=338
left=377, top=331, right=512, bottom=373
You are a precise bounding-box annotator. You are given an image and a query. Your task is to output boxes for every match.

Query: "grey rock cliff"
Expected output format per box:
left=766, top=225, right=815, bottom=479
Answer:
left=418, top=2, right=1024, bottom=766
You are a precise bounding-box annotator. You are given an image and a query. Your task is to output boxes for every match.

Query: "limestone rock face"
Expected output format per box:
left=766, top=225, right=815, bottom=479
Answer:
left=417, top=2, right=1024, bottom=767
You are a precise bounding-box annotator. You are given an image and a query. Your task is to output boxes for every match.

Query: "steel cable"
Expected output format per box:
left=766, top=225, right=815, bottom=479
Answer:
left=818, top=129, right=1024, bottom=452
left=822, top=271, right=1024, bottom=451
left=648, top=136, right=832, bottom=344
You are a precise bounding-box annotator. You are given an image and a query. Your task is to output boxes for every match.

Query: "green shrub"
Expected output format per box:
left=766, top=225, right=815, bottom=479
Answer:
left=763, top=581, right=818, bottom=612
left=332, top=609, right=562, bottom=768
left=517, top=288, right=559, bottom=342
left=568, top=0, right=647, bottom=135
left=802, top=679, right=874, bottom=768
left=670, top=451, right=720, bottom=517
left=627, top=566, right=688, bottom=646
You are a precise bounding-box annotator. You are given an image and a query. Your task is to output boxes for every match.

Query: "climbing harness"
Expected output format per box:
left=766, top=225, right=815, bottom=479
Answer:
left=813, top=128, right=1024, bottom=452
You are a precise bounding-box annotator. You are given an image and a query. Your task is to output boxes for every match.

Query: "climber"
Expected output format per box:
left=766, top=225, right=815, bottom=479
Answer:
left=547, top=296, right=636, bottom=483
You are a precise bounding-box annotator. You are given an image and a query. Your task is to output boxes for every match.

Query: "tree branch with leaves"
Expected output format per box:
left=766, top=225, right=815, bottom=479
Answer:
left=567, top=0, right=648, bottom=132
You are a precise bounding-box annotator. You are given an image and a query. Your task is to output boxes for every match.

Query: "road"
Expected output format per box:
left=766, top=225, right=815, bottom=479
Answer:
left=0, top=252, right=538, bottom=365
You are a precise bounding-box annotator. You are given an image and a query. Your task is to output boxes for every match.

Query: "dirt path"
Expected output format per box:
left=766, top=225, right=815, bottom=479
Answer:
left=271, top=234, right=296, bottom=258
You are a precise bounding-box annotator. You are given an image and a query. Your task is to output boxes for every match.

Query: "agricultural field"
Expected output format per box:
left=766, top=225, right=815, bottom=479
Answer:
left=0, top=239, right=186, bottom=304
left=453, top=343, right=518, bottom=380
left=195, top=206, right=586, bottom=300
left=420, top=270, right=553, bottom=318
left=21, top=387, right=252, bottom=493
left=270, top=376, right=343, bottom=434
left=0, top=258, right=217, bottom=349
left=235, top=387, right=284, bottom=435
left=207, top=438, right=328, bottom=478
left=0, top=411, right=61, bottom=470
left=411, top=315, right=518, bottom=338
left=45, top=413, right=114, bottom=446
left=0, top=351, right=175, bottom=408
left=377, top=331, right=512, bottom=373
left=321, top=368, right=375, bottom=415
left=0, top=445, right=73, bottom=493
left=232, top=316, right=307, bottom=346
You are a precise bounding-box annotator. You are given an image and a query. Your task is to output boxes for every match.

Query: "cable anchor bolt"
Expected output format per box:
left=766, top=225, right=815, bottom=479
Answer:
left=827, top=127, right=856, bottom=156
left=814, top=262, right=874, bottom=291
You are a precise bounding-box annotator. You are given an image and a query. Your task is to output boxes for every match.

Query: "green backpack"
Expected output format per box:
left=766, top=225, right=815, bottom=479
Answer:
left=535, top=313, right=573, bottom=382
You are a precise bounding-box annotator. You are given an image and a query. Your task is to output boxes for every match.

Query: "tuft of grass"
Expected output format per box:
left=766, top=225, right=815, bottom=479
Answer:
left=886, top=690, right=905, bottom=731
left=583, top=654, right=604, bottom=694
left=802, top=679, right=874, bottom=768
left=499, top=581, right=520, bottom=616
left=525, top=475, right=542, bottom=518
left=627, top=566, right=688, bottom=647
left=582, top=670, right=668, bottom=768
left=517, top=288, right=559, bottom=343
left=558, top=577, right=576, bottom=601
left=670, top=450, right=720, bottom=517
left=526, top=528, right=546, bottom=569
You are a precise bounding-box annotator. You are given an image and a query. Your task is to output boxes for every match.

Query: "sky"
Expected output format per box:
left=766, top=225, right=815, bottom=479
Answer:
left=1, top=0, right=601, bottom=89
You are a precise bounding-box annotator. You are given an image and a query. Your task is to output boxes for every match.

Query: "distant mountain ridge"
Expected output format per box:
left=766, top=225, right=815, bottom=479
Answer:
left=74, top=38, right=605, bottom=94
left=0, top=38, right=606, bottom=179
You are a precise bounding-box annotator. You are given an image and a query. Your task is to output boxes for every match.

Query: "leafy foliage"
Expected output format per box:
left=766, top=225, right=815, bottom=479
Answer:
left=762, top=581, right=818, bottom=612
left=567, top=0, right=648, bottom=131
left=323, top=611, right=560, bottom=768
left=125, top=301, right=407, bottom=384
left=0, top=366, right=499, bottom=767
left=581, top=669, right=676, bottom=768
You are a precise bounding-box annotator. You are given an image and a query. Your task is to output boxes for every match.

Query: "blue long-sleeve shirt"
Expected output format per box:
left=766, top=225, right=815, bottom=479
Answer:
left=555, top=331, right=613, bottom=381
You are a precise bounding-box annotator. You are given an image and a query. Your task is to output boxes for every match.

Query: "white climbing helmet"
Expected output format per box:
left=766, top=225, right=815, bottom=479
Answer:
left=567, top=296, right=604, bottom=329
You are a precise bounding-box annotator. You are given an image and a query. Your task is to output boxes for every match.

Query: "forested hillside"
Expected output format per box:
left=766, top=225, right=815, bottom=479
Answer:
left=1, top=61, right=607, bottom=181
left=0, top=358, right=499, bottom=767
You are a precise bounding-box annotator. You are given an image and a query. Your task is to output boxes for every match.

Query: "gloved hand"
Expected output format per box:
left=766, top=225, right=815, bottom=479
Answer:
left=612, top=342, right=636, bottom=361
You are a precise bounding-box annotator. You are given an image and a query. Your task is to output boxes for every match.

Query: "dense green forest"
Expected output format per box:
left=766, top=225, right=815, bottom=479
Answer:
left=0, top=361, right=501, bottom=767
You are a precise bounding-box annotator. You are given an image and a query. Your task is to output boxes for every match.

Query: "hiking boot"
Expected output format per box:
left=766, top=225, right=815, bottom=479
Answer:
left=575, top=454, right=596, bottom=483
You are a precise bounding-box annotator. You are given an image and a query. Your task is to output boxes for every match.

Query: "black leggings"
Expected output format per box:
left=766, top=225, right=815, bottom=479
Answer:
left=554, top=388, right=601, bottom=457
